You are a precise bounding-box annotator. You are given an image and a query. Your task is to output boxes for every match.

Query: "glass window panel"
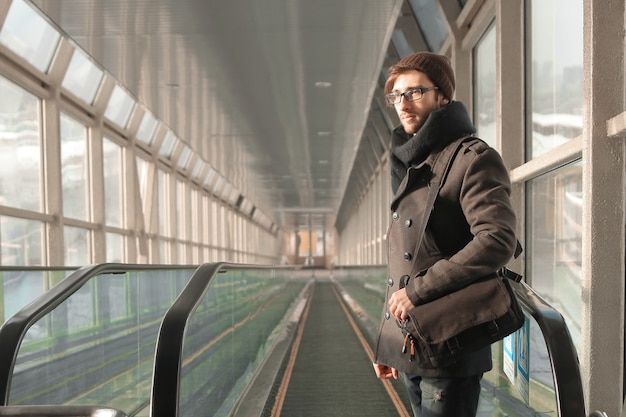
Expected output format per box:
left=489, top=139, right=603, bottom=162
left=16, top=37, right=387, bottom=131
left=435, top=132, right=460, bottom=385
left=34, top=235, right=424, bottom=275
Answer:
left=0, top=76, right=41, bottom=212
left=213, top=176, right=224, bottom=196
left=0, top=0, right=60, bottom=73
left=177, top=242, right=185, bottom=264
left=61, top=48, right=104, bottom=105
left=136, top=111, right=159, bottom=145
left=221, top=182, right=232, bottom=201
left=60, top=114, right=89, bottom=221
left=528, top=0, right=583, bottom=159
left=176, top=180, right=185, bottom=240
left=106, top=232, right=124, bottom=263
left=103, top=138, right=124, bottom=227
left=204, top=168, right=216, bottom=189
left=0, top=216, right=42, bottom=266
left=177, top=145, right=192, bottom=170
left=136, top=156, right=150, bottom=213
left=526, top=161, right=582, bottom=353
left=159, top=131, right=177, bottom=158
left=104, top=85, right=135, bottom=129
left=228, top=188, right=239, bottom=205
left=408, top=0, right=448, bottom=52
left=191, top=159, right=204, bottom=179
left=103, top=273, right=127, bottom=320
left=159, top=239, right=170, bottom=263
left=391, top=30, right=412, bottom=58
left=202, top=195, right=210, bottom=244
left=157, top=170, right=170, bottom=236
left=191, top=189, right=200, bottom=242
left=473, top=22, right=496, bottom=148
left=64, top=225, right=90, bottom=265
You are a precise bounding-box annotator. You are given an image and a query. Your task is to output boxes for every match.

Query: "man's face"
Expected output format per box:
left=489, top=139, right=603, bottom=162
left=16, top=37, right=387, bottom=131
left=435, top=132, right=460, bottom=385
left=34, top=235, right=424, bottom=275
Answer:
left=390, top=70, right=448, bottom=135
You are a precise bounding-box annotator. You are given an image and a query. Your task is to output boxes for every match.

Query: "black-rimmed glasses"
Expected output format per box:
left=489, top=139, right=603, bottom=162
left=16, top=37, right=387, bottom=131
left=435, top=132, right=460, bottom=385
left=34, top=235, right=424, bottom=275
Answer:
left=385, top=86, right=439, bottom=105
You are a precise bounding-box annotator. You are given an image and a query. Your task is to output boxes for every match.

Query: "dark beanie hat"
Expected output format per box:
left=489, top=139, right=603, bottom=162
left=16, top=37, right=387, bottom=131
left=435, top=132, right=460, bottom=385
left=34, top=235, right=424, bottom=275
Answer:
left=386, top=52, right=455, bottom=100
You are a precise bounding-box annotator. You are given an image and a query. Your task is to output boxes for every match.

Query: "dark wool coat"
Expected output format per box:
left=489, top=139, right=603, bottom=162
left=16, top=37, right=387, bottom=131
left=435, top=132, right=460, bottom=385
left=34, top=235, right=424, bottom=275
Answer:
left=374, top=101, right=518, bottom=377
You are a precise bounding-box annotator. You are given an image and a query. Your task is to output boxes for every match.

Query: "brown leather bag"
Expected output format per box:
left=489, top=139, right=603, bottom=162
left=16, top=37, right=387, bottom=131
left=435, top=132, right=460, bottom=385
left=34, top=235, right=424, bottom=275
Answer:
left=400, top=271, right=524, bottom=368
left=398, top=137, right=524, bottom=368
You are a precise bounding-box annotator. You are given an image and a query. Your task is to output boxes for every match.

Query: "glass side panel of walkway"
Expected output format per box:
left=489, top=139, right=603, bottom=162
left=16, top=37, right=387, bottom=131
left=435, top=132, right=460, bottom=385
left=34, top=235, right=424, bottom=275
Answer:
left=0, top=265, right=198, bottom=416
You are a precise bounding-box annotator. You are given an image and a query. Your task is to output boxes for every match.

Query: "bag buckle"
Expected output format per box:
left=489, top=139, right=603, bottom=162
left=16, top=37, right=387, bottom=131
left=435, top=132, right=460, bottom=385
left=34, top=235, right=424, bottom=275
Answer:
left=498, top=267, right=523, bottom=282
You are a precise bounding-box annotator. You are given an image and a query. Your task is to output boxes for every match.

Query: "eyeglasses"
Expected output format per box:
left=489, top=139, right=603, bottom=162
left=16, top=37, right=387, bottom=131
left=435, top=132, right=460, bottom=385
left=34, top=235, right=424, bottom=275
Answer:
left=385, top=86, right=439, bottom=105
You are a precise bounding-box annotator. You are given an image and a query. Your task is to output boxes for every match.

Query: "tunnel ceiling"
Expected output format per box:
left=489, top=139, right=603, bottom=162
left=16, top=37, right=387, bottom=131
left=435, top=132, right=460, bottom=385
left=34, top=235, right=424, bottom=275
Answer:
left=29, top=0, right=424, bottom=232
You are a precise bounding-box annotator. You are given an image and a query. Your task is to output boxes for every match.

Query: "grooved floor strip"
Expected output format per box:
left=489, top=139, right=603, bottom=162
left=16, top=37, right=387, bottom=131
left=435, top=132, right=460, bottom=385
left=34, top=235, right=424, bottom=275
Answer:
left=277, top=281, right=409, bottom=416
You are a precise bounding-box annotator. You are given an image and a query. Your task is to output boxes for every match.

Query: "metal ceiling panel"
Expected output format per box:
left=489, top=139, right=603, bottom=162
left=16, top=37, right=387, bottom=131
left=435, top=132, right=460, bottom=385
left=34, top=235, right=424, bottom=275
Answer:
left=30, top=0, right=403, bottom=230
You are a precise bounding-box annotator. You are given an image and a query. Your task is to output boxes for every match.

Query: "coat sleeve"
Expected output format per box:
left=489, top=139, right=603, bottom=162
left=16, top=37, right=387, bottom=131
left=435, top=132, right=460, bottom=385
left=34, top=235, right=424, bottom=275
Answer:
left=405, top=145, right=518, bottom=306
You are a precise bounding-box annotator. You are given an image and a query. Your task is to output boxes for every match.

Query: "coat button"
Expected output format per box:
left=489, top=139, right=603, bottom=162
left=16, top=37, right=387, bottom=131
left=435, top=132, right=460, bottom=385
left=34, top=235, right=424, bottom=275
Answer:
left=385, top=312, right=391, bottom=320
left=403, top=252, right=412, bottom=261
left=387, top=278, right=394, bottom=286
left=392, top=212, right=399, bottom=220
left=404, top=219, right=412, bottom=227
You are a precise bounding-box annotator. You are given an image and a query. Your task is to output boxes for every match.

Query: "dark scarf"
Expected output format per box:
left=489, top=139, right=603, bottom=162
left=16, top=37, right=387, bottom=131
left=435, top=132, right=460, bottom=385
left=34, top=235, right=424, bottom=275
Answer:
left=390, top=101, right=476, bottom=193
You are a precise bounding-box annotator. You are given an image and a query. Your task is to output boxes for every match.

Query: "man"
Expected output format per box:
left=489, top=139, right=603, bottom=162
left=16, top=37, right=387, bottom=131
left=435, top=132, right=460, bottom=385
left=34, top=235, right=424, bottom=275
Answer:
left=372, top=52, right=517, bottom=417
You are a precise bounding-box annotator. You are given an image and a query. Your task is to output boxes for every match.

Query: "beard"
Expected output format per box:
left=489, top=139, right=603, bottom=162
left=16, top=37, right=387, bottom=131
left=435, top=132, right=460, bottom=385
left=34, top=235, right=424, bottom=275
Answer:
left=399, top=114, right=427, bottom=135
left=398, top=101, right=441, bottom=135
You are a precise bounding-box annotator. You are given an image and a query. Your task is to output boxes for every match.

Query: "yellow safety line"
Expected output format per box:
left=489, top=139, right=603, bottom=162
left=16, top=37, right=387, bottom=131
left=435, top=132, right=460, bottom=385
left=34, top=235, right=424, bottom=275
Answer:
left=331, top=284, right=412, bottom=417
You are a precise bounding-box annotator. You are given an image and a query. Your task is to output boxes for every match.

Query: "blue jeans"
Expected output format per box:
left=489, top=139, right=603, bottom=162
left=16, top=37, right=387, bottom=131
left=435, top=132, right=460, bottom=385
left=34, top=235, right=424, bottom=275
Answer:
left=402, top=373, right=482, bottom=417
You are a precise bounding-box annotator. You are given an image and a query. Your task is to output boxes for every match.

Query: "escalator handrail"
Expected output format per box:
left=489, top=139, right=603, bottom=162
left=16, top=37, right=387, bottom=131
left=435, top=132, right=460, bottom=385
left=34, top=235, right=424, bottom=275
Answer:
left=511, top=280, right=586, bottom=417
left=149, top=262, right=302, bottom=417
left=0, top=263, right=197, bottom=405
left=0, top=405, right=128, bottom=416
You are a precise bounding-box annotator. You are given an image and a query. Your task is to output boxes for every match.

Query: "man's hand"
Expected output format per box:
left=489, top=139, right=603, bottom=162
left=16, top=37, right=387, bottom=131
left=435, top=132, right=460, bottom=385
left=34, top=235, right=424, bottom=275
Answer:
left=373, top=362, right=398, bottom=379
left=388, top=288, right=414, bottom=321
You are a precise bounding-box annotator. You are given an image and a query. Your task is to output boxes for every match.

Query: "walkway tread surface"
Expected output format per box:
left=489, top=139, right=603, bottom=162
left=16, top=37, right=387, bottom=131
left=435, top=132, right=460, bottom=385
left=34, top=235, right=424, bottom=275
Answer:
left=278, top=281, right=409, bottom=416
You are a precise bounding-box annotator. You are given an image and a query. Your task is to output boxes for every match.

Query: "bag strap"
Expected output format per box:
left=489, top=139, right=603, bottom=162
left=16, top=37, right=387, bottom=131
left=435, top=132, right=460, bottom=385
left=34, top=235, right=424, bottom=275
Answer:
left=408, top=137, right=470, bottom=278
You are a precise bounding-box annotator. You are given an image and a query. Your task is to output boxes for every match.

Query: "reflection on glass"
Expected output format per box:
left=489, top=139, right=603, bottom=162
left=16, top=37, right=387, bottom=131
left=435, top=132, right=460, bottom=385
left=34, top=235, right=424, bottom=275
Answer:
left=103, top=138, right=123, bottom=227
left=473, top=22, right=496, bottom=148
left=0, top=76, right=41, bottom=212
left=61, top=114, right=88, bottom=221
left=408, top=0, right=448, bottom=52
left=528, top=0, right=583, bottom=158
left=179, top=269, right=307, bottom=417
left=104, top=85, right=135, bottom=128
left=527, top=161, right=582, bottom=352
left=1, top=270, right=72, bottom=324
left=64, top=225, right=90, bottom=265
left=9, top=268, right=195, bottom=413
left=136, top=111, right=159, bottom=145
left=0, top=216, right=42, bottom=266
left=0, top=0, right=60, bottom=73
left=62, top=48, right=103, bottom=105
